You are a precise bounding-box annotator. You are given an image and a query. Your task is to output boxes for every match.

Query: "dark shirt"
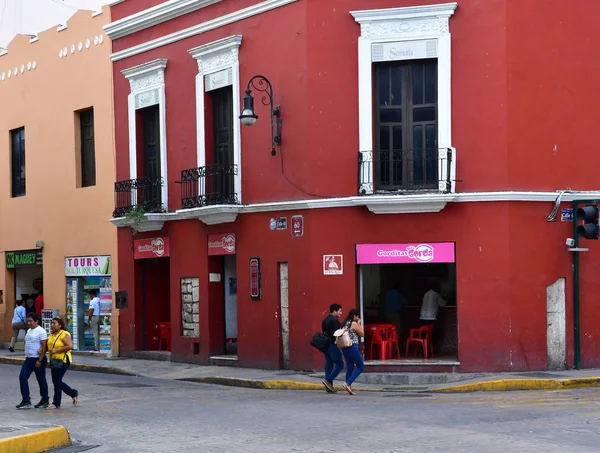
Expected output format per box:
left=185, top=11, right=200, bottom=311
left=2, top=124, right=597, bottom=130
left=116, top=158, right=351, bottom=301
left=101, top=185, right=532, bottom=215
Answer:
left=322, top=314, right=341, bottom=344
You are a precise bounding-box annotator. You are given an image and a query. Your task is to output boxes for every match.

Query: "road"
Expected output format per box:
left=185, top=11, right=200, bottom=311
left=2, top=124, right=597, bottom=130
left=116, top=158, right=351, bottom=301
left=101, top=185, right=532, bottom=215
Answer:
left=1, top=364, right=600, bottom=452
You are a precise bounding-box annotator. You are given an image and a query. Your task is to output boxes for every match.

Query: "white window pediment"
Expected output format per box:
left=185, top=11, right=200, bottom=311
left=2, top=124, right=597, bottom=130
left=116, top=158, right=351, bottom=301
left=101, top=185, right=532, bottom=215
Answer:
left=351, top=3, right=457, bottom=197
left=188, top=35, right=243, bottom=203
left=121, top=58, right=169, bottom=211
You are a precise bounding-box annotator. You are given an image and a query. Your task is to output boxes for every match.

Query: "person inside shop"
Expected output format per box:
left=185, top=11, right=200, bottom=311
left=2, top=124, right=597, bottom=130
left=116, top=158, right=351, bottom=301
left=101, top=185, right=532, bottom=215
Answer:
left=383, top=283, right=407, bottom=336
left=9, top=300, right=27, bottom=353
left=86, top=290, right=101, bottom=352
left=419, top=283, right=447, bottom=325
left=34, top=289, right=44, bottom=316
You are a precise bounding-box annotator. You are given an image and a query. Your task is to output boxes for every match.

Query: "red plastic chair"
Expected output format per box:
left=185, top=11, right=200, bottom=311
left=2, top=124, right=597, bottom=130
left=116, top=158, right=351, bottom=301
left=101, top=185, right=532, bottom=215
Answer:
left=158, top=322, right=172, bottom=352
left=405, top=324, right=434, bottom=359
left=386, top=326, right=401, bottom=359
left=367, top=326, right=390, bottom=360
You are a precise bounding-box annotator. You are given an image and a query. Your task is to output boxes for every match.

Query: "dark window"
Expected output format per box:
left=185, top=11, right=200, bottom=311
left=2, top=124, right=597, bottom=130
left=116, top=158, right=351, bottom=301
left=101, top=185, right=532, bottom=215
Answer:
left=211, top=86, right=234, bottom=200
left=374, top=60, right=438, bottom=190
left=10, top=127, right=25, bottom=197
left=141, top=104, right=161, bottom=209
left=80, top=109, right=96, bottom=187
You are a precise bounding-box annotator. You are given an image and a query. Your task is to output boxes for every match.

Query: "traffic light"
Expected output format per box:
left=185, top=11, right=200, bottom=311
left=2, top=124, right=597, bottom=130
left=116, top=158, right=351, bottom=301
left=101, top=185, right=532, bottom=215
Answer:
left=577, top=204, right=599, bottom=239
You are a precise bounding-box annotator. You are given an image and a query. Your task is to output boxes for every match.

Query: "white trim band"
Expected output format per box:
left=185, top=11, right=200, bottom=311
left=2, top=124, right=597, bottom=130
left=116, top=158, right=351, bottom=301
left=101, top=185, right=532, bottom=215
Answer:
left=109, top=0, right=298, bottom=61
left=104, top=0, right=222, bottom=40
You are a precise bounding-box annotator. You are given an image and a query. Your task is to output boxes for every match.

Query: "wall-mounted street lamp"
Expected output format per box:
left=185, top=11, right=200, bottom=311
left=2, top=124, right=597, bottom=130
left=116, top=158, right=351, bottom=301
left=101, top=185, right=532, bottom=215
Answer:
left=239, top=75, right=281, bottom=156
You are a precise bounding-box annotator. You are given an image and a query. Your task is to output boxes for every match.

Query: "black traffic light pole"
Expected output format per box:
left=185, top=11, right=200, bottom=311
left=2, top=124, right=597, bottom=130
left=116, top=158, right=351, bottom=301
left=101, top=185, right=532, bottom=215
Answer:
left=572, top=199, right=600, bottom=370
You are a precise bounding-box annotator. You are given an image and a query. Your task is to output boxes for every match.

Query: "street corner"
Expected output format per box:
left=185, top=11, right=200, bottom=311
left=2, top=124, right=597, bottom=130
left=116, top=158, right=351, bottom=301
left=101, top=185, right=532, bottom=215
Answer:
left=0, top=424, right=70, bottom=453
left=430, top=376, right=600, bottom=393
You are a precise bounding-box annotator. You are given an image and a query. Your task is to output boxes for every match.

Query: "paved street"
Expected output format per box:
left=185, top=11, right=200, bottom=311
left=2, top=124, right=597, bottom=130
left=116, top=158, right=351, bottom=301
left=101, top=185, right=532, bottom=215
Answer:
left=1, top=364, right=600, bottom=452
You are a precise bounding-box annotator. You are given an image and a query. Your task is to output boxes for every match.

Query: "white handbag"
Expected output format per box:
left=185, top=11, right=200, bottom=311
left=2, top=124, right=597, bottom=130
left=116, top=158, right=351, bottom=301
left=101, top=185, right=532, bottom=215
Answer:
left=334, top=328, right=352, bottom=349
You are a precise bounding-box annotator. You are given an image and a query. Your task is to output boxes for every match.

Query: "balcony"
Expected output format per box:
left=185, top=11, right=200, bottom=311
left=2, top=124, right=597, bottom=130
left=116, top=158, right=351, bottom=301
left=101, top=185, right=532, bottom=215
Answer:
left=358, top=148, right=454, bottom=195
left=180, top=164, right=239, bottom=209
left=113, top=177, right=164, bottom=218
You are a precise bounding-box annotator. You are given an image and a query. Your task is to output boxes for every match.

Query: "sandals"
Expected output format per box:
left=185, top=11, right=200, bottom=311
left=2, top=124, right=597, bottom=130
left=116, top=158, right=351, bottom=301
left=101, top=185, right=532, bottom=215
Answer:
left=46, top=404, right=59, bottom=410
left=342, top=383, right=356, bottom=395
left=72, top=396, right=78, bottom=406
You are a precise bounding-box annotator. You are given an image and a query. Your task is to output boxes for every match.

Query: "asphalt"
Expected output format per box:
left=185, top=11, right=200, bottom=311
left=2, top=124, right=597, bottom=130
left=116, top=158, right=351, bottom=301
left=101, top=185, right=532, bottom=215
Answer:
left=1, top=348, right=600, bottom=393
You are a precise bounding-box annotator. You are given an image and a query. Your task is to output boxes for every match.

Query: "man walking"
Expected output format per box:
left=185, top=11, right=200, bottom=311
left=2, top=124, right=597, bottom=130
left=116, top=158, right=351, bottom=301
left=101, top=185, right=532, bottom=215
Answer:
left=16, top=313, right=49, bottom=409
left=321, top=304, right=344, bottom=393
left=87, top=290, right=101, bottom=351
left=9, top=300, right=27, bottom=352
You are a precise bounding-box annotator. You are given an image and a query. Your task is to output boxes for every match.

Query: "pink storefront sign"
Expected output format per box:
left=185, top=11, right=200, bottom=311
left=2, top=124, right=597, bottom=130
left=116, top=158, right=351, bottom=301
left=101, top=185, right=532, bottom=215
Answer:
left=356, top=242, right=455, bottom=264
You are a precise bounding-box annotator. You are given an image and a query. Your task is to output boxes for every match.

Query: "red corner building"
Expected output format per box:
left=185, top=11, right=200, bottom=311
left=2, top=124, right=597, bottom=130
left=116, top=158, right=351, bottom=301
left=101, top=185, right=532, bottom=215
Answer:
left=106, top=0, right=600, bottom=373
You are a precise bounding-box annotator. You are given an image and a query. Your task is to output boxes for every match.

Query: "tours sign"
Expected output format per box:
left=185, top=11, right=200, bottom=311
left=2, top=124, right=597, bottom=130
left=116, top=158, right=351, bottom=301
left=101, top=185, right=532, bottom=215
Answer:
left=6, top=250, right=42, bottom=269
left=65, top=256, right=112, bottom=276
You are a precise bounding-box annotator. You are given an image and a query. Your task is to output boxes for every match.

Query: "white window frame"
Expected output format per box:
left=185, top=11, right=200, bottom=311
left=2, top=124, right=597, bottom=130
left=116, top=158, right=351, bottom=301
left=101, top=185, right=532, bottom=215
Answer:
left=351, top=3, right=457, bottom=194
left=189, top=35, right=243, bottom=204
left=121, top=58, right=169, bottom=210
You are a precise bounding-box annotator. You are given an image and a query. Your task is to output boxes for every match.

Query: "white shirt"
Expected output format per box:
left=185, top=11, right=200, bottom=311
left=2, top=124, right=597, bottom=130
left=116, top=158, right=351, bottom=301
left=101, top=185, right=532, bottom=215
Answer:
left=25, top=325, right=47, bottom=358
left=420, top=290, right=447, bottom=321
left=89, top=297, right=101, bottom=317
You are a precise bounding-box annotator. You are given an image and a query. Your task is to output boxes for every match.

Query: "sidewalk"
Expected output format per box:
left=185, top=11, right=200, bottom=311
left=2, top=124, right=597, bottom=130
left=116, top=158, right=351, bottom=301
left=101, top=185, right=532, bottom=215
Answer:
left=1, top=349, right=600, bottom=393
left=0, top=420, right=70, bottom=452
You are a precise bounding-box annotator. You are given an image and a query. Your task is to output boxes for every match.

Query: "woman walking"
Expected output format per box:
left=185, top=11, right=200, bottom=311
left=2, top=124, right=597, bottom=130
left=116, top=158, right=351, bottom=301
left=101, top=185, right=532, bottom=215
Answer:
left=340, top=309, right=365, bottom=395
left=47, top=318, right=78, bottom=409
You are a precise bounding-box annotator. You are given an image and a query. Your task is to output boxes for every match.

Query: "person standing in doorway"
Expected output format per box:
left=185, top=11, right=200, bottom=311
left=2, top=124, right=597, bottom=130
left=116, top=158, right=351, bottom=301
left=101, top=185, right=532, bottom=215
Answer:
left=34, top=290, right=44, bottom=316
left=340, top=309, right=365, bottom=395
left=419, top=285, right=447, bottom=324
left=87, top=290, right=101, bottom=351
left=16, top=313, right=49, bottom=409
left=321, top=304, right=344, bottom=393
left=383, top=283, right=407, bottom=337
left=47, top=318, right=78, bottom=409
left=9, top=300, right=27, bottom=352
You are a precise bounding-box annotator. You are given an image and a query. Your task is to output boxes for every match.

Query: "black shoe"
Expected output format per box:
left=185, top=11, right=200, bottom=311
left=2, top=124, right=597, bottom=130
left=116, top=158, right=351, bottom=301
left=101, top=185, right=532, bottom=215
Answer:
left=8, top=347, right=14, bottom=352
left=34, top=400, right=49, bottom=409
left=16, top=400, right=31, bottom=409
left=322, top=380, right=335, bottom=393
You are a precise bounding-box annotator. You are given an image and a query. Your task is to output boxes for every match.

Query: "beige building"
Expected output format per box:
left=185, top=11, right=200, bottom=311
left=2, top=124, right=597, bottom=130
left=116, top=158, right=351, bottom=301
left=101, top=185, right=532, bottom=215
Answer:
left=0, top=7, right=119, bottom=354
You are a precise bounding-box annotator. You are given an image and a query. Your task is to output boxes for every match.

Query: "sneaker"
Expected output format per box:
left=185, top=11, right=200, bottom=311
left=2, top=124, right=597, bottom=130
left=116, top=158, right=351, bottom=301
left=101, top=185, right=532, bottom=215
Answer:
left=34, top=400, right=49, bottom=409
left=16, top=400, right=31, bottom=409
left=8, top=347, right=14, bottom=352
left=322, top=379, right=335, bottom=393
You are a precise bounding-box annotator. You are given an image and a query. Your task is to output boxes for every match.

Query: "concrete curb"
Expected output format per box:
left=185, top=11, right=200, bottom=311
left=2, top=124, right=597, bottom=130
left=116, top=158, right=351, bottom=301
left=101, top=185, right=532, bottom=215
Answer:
left=179, top=376, right=328, bottom=391
left=0, top=426, right=70, bottom=453
left=0, top=356, right=138, bottom=377
left=432, top=377, right=600, bottom=393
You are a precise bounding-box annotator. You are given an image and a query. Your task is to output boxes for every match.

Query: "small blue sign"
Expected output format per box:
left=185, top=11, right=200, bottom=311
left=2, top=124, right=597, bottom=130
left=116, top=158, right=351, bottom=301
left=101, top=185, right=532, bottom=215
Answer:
left=276, top=217, right=287, bottom=230
left=269, top=218, right=276, bottom=230
left=561, top=208, right=574, bottom=222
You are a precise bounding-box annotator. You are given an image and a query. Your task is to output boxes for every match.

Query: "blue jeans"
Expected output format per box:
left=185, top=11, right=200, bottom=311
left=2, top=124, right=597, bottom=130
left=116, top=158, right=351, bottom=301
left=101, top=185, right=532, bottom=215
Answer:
left=51, top=360, right=78, bottom=407
left=342, top=344, right=365, bottom=386
left=19, top=357, right=49, bottom=403
left=323, top=343, right=344, bottom=382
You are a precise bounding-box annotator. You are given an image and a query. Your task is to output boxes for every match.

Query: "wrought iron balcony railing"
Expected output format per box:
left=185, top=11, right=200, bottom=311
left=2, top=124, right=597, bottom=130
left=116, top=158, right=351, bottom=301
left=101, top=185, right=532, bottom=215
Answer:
left=180, top=164, right=239, bottom=209
left=358, top=148, right=454, bottom=195
left=113, top=177, right=164, bottom=218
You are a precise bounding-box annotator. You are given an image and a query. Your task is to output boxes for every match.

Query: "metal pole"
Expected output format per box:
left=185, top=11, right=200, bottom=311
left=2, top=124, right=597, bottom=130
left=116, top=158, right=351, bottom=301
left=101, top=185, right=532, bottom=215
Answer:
left=573, top=200, right=581, bottom=369
left=359, top=265, right=364, bottom=345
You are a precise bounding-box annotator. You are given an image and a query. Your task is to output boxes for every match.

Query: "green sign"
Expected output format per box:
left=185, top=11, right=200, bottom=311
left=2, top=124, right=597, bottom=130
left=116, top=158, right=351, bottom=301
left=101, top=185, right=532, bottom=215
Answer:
left=6, top=250, right=41, bottom=269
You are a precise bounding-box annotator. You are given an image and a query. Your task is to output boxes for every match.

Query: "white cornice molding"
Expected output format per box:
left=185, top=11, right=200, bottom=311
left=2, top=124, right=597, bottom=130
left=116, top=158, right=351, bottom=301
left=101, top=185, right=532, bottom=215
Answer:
left=351, top=3, right=458, bottom=24
left=188, top=35, right=242, bottom=73
left=110, top=191, right=600, bottom=227
left=110, top=0, right=298, bottom=62
left=121, top=58, right=167, bottom=93
left=104, top=0, right=222, bottom=40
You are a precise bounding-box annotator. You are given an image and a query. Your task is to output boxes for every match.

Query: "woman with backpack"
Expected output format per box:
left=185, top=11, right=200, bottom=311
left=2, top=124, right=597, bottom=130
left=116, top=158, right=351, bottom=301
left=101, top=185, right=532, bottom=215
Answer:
left=340, top=308, right=365, bottom=395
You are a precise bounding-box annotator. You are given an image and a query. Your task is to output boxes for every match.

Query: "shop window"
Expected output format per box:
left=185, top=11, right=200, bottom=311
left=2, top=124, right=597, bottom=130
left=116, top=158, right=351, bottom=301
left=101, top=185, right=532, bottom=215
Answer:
left=78, top=108, right=96, bottom=187
left=374, top=60, right=438, bottom=191
left=10, top=127, right=25, bottom=197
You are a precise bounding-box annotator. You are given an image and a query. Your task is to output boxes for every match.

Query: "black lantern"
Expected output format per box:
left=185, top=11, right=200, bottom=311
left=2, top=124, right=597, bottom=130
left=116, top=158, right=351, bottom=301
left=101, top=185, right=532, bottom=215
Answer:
left=239, top=75, right=281, bottom=156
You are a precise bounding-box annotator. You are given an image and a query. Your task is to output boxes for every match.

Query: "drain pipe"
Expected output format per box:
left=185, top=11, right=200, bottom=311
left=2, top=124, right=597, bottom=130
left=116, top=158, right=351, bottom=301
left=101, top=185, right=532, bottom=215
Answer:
left=572, top=200, right=581, bottom=369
